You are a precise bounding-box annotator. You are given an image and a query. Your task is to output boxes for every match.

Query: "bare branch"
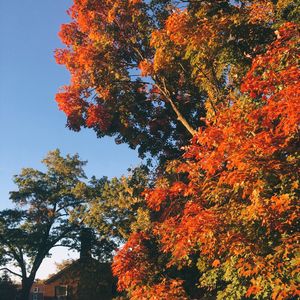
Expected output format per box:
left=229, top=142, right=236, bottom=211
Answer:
left=154, top=77, right=197, bottom=136
left=0, top=267, right=22, bottom=278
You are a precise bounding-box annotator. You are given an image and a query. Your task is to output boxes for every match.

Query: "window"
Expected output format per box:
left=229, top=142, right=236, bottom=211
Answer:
left=55, top=285, right=68, bottom=300
left=33, top=287, right=39, bottom=293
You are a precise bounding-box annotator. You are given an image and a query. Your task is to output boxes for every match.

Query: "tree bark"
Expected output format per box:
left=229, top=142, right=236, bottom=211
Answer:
left=155, top=78, right=197, bottom=136
left=19, top=277, right=34, bottom=300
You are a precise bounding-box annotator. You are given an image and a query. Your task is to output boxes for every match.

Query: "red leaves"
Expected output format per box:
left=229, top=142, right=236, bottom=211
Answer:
left=86, top=104, right=111, bottom=132
left=138, top=60, right=153, bottom=77
left=57, top=1, right=299, bottom=296
left=55, top=0, right=148, bottom=135
left=212, top=259, right=221, bottom=268
left=144, top=181, right=187, bottom=212
left=112, top=232, right=153, bottom=291
left=181, top=23, right=300, bottom=192
left=112, top=232, right=188, bottom=299
left=241, top=22, right=299, bottom=98
left=112, top=21, right=299, bottom=299
left=56, top=88, right=80, bottom=117
left=240, top=22, right=300, bottom=156
left=56, top=87, right=112, bottom=132
left=154, top=202, right=217, bottom=265
left=59, top=22, right=81, bottom=46
left=245, top=284, right=261, bottom=297
left=128, top=279, right=187, bottom=300
left=144, top=188, right=168, bottom=211
left=165, top=10, right=189, bottom=45
left=130, top=279, right=187, bottom=300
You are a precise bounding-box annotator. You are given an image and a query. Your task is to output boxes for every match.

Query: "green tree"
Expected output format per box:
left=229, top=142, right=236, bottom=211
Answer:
left=86, top=166, right=151, bottom=245
left=0, top=150, right=89, bottom=300
left=0, top=272, right=17, bottom=300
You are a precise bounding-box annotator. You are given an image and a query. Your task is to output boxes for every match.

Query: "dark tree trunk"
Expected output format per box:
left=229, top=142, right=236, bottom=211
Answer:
left=19, top=278, right=34, bottom=300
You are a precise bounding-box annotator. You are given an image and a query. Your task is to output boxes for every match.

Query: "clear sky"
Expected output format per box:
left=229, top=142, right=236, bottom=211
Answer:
left=0, top=0, right=140, bottom=279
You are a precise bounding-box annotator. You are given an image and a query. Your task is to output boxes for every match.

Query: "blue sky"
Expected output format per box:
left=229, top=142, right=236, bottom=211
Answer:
left=0, top=0, right=140, bottom=279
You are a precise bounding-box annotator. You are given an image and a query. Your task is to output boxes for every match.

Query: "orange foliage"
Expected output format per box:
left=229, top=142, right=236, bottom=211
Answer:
left=248, top=0, right=274, bottom=23
left=55, top=0, right=146, bottom=132
left=113, top=22, right=300, bottom=299
left=56, top=1, right=299, bottom=298
left=112, top=232, right=187, bottom=299
left=112, top=232, right=154, bottom=291
left=138, top=59, right=153, bottom=77
left=86, top=104, right=111, bottom=132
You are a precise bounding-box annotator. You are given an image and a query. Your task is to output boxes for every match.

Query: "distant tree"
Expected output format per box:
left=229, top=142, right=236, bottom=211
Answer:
left=44, top=259, right=76, bottom=281
left=55, top=259, right=75, bottom=272
left=0, top=272, right=17, bottom=300
left=0, top=150, right=90, bottom=300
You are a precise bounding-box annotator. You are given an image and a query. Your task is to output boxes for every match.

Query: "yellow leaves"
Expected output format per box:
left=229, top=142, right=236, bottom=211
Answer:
left=291, top=180, right=299, bottom=189
left=276, top=0, right=296, bottom=12
left=72, top=181, right=87, bottom=198
left=107, top=6, right=117, bottom=23
left=150, top=34, right=179, bottom=72
left=272, top=285, right=289, bottom=300
left=130, top=208, right=151, bottom=233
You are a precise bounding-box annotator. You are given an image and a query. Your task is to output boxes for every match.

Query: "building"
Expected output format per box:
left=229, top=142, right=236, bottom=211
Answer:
left=30, top=230, right=114, bottom=300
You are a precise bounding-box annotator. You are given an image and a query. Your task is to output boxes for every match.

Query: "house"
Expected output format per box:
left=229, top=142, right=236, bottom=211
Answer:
left=29, top=283, right=44, bottom=300
left=30, top=230, right=114, bottom=300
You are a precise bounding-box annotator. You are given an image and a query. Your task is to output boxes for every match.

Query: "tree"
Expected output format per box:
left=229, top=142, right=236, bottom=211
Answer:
left=0, top=272, right=17, bottom=300
left=56, top=1, right=300, bottom=299
left=113, top=22, right=300, bottom=299
left=85, top=166, right=150, bottom=245
left=55, top=0, right=279, bottom=163
left=0, top=150, right=89, bottom=300
left=54, top=259, right=75, bottom=273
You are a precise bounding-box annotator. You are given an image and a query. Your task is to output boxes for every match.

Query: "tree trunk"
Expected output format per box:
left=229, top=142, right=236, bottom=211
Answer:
left=19, top=278, right=34, bottom=300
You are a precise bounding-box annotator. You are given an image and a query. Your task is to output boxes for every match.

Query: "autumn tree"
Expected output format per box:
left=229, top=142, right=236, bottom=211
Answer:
left=113, top=21, right=300, bottom=300
left=0, top=150, right=91, bottom=300
left=55, top=0, right=285, bottom=163
left=56, top=0, right=300, bottom=299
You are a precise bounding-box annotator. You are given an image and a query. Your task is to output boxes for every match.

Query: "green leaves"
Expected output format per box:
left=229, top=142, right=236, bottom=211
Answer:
left=0, top=150, right=91, bottom=296
left=85, top=166, right=150, bottom=244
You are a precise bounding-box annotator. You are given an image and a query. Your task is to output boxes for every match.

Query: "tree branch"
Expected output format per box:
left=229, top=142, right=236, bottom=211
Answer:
left=155, top=77, right=197, bottom=136
left=0, top=235, right=26, bottom=278
left=0, top=267, right=22, bottom=278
